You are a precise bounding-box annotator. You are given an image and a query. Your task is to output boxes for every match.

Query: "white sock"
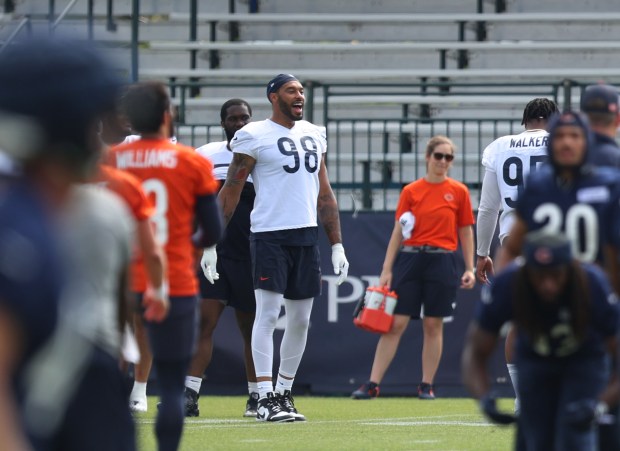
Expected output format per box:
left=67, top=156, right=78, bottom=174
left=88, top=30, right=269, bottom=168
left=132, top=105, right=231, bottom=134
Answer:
left=185, top=376, right=202, bottom=394
left=275, top=374, right=294, bottom=395
left=507, top=363, right=518, bottom=397
left=130, top=381, right=147, bottom=400
left=248, top=382, right=259, bottom=395
left=257, top=381, right=273, bottom=399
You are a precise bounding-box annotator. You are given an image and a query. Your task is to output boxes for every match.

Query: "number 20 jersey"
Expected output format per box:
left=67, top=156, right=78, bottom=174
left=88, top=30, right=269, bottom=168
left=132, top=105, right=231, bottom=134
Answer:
left=481, top=129, right=549, bottom=239
left=231, top=119, right=327, bottom=233
left=516, top=165, right=620, bottom=264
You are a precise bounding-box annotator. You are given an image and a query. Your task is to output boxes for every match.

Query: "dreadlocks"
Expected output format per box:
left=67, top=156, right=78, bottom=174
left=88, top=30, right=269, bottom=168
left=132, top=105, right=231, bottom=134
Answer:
left=512, top=261, right=591, bottom=348
left=521, top=98, right=559, bottom=126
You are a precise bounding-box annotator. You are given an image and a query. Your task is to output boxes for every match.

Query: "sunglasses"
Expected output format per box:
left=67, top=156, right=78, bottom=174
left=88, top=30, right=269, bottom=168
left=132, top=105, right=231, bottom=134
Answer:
left=432, top=152, right=455, bottom=162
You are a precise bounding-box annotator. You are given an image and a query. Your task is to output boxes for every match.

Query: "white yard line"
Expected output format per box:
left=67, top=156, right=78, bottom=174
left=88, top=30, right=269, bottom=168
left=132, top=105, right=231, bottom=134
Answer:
left=135, top=414, right=491, bottom=430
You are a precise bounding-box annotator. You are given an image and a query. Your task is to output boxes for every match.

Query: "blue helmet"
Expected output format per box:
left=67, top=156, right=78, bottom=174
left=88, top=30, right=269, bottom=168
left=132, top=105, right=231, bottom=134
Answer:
left=0, top=34, right=123, bottom=167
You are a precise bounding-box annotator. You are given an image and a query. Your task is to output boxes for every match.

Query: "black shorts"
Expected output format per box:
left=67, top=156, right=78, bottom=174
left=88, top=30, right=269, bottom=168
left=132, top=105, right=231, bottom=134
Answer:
left=391, top=251, right=458, bottom=319
left=144, top=295, right=198, bottom=362
left=198, top=257, right=256, bottom=312
left=41, top=347, right=135, bottom=451
left=250, top=239, right=321, bottom=300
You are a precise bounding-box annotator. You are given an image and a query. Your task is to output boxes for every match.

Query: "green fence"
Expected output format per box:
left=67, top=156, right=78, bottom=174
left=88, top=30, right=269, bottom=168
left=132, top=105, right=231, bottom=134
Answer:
left=177, top=116, right=525, bottom=212
left=170, top=79, right=596, bottom=211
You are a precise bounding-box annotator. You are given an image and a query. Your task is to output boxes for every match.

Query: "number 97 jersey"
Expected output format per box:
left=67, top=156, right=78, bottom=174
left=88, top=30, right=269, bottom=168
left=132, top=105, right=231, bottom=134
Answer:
left=516, top=165, right=620, bottom=264
left=231, top=119, right=326, bottom=233
left=481, top=129, right=549, bottom=239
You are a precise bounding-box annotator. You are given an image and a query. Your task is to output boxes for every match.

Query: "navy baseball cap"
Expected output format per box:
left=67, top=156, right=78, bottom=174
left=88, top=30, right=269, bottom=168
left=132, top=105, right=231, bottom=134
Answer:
left=546, top=110, right=591, bottom=150
left=580, top=84, right=619, bottom=114
left=523, top=231, right=572, bottom=268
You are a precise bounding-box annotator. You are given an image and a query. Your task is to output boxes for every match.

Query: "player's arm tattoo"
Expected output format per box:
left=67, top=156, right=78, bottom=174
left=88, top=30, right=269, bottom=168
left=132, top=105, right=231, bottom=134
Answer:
left=317, top=159, right=343, bottom=245
left=219, top=153, right=256, bottom=226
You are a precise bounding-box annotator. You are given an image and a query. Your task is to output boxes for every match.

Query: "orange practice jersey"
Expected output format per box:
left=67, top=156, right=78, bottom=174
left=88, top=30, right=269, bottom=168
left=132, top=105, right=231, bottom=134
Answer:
left=395, top=177, right=475, bottom=251
left=107, top=138, right=218, bottom=296
left=94, top=164, right=155, bottom=292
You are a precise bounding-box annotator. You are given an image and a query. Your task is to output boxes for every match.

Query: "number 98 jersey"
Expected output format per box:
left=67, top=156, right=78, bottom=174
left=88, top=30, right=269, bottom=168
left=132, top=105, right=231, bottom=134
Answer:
left=516, top=165, right=620, bottom=264
left=232, top=119, right=327, bottom=233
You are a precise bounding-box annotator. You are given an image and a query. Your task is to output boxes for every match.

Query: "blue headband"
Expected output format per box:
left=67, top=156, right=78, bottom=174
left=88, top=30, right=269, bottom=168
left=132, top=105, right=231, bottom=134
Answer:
left=266, top=74, right=299, bottom=99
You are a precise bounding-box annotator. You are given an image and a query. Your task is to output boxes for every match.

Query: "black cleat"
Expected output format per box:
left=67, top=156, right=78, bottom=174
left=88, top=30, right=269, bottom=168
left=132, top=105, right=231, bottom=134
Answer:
left=276, top=390, right=306, bottom=421
left=244, top=392, right=259, bottom=418
left=256, top=392, right=294, bottom=423
left=185, top=388, right=200, bottom=417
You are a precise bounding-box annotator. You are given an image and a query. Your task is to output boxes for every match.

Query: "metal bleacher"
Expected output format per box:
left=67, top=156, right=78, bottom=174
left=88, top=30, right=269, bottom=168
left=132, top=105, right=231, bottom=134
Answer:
left=2, top=0, right=619, bottom=210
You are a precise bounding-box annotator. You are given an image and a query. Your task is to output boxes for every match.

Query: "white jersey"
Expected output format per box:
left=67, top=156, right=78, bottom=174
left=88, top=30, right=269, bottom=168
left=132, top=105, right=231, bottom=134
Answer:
left=477, top=129, right=549, bottom=255
left=122, top=134, right=177, bottom=144
left=231, top=119, right=326, bottom=233
left=196, top=140, right=253, bottom=183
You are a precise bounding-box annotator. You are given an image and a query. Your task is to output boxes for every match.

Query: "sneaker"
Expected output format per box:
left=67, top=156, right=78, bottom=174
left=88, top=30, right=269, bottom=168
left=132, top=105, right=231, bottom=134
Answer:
left=244, top=392, right=259, bottom=418
left=276, top=390, right=306, bottom=421
left=351, top=381, right=380, bottom=400
left=184, top=388, right=200, bottom=417
left=129, top=398, right=147, bottom=413
left=256, top=392, right=295, bottom=423
left=417, top=382, right=435, bottom=400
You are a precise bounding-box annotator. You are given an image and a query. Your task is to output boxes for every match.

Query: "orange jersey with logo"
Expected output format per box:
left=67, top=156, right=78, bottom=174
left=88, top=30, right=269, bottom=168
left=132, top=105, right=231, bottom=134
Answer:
left=107, top=138, right=218, bottom=296
left=395, top=177, right=474, bottom=251
left=93, top=164, right=155, bottom=292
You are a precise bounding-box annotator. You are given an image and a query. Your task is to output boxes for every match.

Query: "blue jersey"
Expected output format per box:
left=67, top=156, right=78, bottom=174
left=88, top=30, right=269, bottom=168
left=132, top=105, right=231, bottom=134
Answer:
left=588, top=132, right=620, bottom=169
left=516, top=165, right=620, bottom=263
left=476, top=262, right=619, bottom=361
left=0, top=181, right=63, bottom=392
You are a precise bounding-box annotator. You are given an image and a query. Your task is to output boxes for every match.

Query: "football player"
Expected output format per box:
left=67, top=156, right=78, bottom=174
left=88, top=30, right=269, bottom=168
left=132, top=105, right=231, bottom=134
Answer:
left=476, top=98, right=558, bottom=413
left=463, top=231, right=620, bottom=451
left=107, top=81, right=222, bottom=451
left=218, top=74, right=349, bottom=422
left=581, top=84, right=620, bottom=168
left=184, top=98, right=258, bottom=418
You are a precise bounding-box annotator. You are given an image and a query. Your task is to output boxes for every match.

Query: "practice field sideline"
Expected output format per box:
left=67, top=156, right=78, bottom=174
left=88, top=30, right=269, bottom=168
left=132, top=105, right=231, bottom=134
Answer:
left=135, top=396, right=515, bottom=450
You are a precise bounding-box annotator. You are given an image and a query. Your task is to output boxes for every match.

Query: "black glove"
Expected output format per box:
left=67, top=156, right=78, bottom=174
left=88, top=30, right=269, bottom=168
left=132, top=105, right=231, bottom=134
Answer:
left=480, top=394, right=517, bottom=425
left=565, top=399, right=608, bottom=429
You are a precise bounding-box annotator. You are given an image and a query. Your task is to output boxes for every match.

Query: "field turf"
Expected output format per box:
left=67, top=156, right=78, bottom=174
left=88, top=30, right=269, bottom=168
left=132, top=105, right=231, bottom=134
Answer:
left=135, top=396, right=515, bottom=450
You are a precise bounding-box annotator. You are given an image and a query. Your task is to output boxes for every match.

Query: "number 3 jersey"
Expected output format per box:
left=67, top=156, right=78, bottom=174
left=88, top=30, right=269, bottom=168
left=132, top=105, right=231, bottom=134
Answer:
left=516, top=165, right=620, bottom=264
left=479, top=129, right=549, bottom=248
left=231, top=119, right=326, bottom=233
left=107, top=138, right=219, bottom=296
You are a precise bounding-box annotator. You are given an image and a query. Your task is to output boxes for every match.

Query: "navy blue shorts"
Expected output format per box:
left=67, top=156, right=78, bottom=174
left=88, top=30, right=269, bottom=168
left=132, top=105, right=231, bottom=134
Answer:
left=41, top=347, right=135, bottom=451
left=198, top=257, right=256, bottom=312
left=391, top=251, right=458, bottom=318
left=250, top=239, right=321, bottom=300
left=517, top=355, right=606, bottom=451
left=144, top=295, right=198, bottom=362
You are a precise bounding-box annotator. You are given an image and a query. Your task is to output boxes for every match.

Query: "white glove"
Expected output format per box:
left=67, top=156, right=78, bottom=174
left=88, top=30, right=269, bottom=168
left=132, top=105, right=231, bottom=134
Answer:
left=331, top=243, right=349, bottom=286
left=399, top=212, right=415, bottom=240
left=200, top=246, right=219, bottom=284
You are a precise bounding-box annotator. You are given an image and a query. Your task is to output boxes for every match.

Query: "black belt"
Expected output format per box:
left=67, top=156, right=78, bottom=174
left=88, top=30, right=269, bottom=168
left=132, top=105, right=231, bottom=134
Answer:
left=401, top=245, right=453, bottom=254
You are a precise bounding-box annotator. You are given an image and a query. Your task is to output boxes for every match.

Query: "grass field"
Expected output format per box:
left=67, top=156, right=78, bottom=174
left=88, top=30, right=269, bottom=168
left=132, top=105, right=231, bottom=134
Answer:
left=135, top=396, right=515, bottom=450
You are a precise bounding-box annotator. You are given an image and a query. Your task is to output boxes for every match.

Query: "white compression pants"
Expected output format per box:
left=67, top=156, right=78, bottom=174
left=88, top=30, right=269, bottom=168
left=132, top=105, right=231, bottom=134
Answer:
left=252, top=289, right=314, bottom=379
